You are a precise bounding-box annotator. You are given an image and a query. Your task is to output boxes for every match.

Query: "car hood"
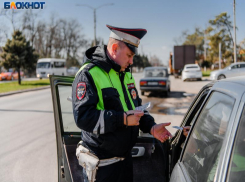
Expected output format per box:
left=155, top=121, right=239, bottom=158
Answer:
left=140, top=77, right=169, bottom=81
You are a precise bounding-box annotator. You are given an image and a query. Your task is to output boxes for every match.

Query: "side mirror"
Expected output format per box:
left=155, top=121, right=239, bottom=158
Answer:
left=51, top=64, right=53, bottom=68
left=228, top=67, right=231, bottom=70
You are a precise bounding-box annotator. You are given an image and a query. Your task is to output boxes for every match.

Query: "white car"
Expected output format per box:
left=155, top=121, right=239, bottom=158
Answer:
left=210, top=62, right=245, bottom=80
left=67, top=66, right=79, bottom=76
left=182, top=64, right=202, bottom=81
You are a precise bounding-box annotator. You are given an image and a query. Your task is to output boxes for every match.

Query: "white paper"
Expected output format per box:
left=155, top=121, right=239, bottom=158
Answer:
left=172, top=126, right=183, bottom=130
left=135, top=102, right=151, bottom=112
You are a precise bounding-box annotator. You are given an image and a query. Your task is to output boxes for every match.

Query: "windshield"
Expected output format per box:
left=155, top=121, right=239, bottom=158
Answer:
left=186, top=66, right=199, bottom=69
left=37, top=62, right=50, bottom=69
left=144, top=68, right=167, bottom=77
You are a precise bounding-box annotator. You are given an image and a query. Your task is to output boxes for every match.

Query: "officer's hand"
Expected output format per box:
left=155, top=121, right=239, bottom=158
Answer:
left=150, top=123, right=172, bottom=143
left=124, top=110, right=144, bottom=126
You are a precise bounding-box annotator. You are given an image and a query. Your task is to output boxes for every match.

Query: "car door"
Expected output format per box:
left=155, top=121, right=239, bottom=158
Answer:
left=239, top=63, right=245, bottom=76
left=225, top=95, right=245, bottom=182
left=227, top=64, right=240, bottom=78
left=170, top=86, right=240, bottom=182
left=50, top=75, right=79, bottom=182
left=50, top=75, right=169, bottom=182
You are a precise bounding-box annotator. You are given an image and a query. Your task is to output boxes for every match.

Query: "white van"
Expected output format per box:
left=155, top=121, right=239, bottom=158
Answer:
left=36, top=58, right=67, bottom=79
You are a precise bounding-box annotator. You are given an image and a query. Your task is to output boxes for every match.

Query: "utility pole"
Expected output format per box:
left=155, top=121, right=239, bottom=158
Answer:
left=233, top=0, right=237, bottom=63
left=204, top=29, right=207, bottom=60
left=219, top=43, right=222, bottom=70
left=76, top=3, right=114, bottom=46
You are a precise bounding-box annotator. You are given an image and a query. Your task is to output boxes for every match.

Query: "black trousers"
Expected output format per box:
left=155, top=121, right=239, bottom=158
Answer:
left=83, top=154, right=133, bottom=182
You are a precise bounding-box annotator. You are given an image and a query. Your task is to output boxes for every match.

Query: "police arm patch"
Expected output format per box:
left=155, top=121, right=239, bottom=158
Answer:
left=76, top=82, right=86, bottom=100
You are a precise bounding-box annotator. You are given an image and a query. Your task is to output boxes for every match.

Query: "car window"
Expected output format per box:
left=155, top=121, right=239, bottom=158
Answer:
left=227, top=105, right=245, bottom=182
left=231, top=65, right=238, bottom=69
left=37, top=62, right=50, bottom=68
left=145, top=68, right=167, bottom=77
left=182, top=92, right=235, bottom=182
left=186, top=66, right=199, bottom=69
left=58, top=85, right=81, bottom=133
left=240, top=64, right=245, bottom=68
left=54, top=61, right=65, bottom=68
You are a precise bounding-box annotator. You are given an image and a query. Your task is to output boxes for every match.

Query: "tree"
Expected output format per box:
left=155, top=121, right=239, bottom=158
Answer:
left=132, top=54, right=151, bottom=71
left=207, top=12, right=235, bottom=64
left=1, top=30, right=38, bottom=84
left=183, top=27, right=204, bottom=61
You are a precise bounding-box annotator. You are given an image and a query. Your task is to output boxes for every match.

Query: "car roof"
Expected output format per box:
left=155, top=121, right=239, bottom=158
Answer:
left=144, top=66, right=167, bottom=70
left=230, top=62, right=245, bottom=66
left=218, top=76, right=245, bottom=86
left=184, top=64, right=199, bottom=67
left=38, top=58, right=66, bottom=62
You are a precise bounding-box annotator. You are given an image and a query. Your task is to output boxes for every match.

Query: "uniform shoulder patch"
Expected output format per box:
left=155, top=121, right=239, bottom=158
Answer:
left=131, top=89, right=137, bottom=99
left=127, top=83, right=135, bottom=89
left=76, top=82, right=86, bottom=100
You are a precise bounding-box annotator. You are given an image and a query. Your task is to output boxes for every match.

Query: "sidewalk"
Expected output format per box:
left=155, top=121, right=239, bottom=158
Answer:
left=0, top=85, right=50, bottom=97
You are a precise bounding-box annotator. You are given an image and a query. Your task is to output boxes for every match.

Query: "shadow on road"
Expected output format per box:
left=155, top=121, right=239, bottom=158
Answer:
left=146, top=91, right=196, bottom=115
left=147, top=91, right=194, bottom=99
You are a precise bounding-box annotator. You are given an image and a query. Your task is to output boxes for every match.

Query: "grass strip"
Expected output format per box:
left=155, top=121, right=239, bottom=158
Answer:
left=202, top=70, right=211, bottom=77
left=0, top=79, right=50, bottom=93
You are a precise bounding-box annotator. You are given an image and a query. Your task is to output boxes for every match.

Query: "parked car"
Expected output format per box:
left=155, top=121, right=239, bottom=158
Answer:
left=67, top=66, right=79, bottom=76
left=140, top=67, right=170, bottom=96
left=0, top=69, right=24, bottom=81
left=210, top=62, right=245, bottom=80
left=181, top=64, right=202, bottom=81
left=50, top=75, right=245, bottom=182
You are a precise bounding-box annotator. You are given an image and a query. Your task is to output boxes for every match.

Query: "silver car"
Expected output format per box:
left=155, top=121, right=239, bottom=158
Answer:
left=210, top=62, right=245, bottom=80
left=140, top=67, right=170, bottom=96
left=170, top=76, right=245, bottom=182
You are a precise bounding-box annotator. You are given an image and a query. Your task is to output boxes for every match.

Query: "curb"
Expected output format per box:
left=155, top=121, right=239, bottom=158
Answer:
left=0, top=86, right=50, bottom=97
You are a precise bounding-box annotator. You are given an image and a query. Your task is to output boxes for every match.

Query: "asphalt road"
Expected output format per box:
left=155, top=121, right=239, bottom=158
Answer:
left=0, top=89, right=57, bottom=182
left=0, top=72, right=211, bottom=182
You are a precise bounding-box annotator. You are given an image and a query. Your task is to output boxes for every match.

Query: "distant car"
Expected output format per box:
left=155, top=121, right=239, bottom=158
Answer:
left=210, top=62, right=245, bottom=80
left=0, top=69, right=24, bottom=81
left=181, top=64, right=202, bottom=81
left=140, top=67, right=170, bottom=96
left=67, top=66, right=79, bottom=76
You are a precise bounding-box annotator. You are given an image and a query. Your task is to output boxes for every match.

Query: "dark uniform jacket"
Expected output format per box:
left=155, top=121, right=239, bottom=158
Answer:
left=72, top=45, right=155, bottom=159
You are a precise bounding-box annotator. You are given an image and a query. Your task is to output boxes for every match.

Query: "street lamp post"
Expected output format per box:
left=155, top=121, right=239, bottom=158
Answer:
left=76, top=3, right=114, bottom=46
left=233, top=0, right=237, bottom=63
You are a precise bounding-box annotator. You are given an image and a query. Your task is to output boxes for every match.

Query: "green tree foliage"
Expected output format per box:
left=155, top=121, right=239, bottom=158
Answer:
left=207, top=12, right=234, bottom=64
left=132, top=54, right=151, bottom=70
left=183, top=28, right=204, bottom=60
left=1, top=30, right=38, bottom=84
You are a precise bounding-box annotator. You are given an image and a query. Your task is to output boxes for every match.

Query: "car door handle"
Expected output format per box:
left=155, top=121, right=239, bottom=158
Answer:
left=131, top=146, right=145, bottom=157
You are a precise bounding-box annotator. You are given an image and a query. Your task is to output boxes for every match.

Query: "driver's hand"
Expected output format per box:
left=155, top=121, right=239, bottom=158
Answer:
left=183, top=126, right=191, bottom=137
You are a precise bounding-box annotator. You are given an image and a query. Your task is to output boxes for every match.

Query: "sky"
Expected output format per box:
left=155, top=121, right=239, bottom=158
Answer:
left=0, top=0, right=244, bottom=66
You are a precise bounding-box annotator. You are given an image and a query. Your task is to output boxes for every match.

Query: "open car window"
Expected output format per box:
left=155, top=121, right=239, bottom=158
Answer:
left=227, top=105, right=245, bottom=181
left=58, top=85, right=80, bottom=133
left=182, top=91, right=235, bottom=182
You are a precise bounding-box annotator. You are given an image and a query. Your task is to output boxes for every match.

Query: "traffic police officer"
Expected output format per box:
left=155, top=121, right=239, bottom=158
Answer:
left=72, top=25, right=172, bottom=182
